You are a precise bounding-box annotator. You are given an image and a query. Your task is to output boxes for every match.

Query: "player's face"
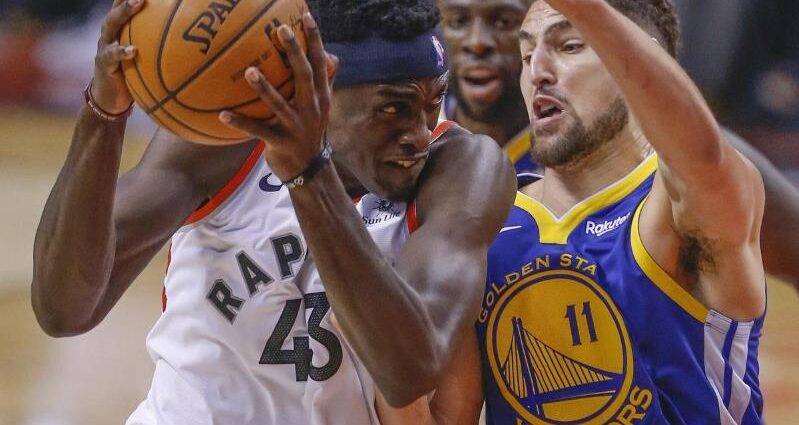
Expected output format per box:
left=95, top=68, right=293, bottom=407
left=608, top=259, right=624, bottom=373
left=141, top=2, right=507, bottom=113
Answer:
left=439, top=0, right=528, bottom=121
left=328, top=75, right=448, bottom=201
left=519, top=2, right=629, bottom=168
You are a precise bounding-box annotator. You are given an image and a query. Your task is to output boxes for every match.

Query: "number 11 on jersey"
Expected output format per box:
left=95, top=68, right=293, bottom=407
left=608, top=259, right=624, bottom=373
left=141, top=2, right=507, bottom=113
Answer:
left=565, top=301, right=599, bottom=346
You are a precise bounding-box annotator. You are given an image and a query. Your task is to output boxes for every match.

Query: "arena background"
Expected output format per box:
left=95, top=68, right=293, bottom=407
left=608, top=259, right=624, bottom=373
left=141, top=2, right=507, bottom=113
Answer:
left=0, top=0, right=797, bottom=423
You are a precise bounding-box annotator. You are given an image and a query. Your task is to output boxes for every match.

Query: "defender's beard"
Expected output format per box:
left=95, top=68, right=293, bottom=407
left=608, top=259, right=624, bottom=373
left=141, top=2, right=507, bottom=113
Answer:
left=531, top=96, right=628, bottom=169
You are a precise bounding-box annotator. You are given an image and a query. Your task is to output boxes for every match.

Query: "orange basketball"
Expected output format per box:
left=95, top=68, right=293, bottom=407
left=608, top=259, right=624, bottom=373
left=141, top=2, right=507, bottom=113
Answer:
left=120, top=0, right=309, bottom=145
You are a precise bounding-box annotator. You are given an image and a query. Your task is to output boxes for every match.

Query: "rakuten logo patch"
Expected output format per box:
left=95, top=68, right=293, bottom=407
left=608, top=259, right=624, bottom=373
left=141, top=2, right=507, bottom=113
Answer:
left=585, top=212, right=631, bottom=237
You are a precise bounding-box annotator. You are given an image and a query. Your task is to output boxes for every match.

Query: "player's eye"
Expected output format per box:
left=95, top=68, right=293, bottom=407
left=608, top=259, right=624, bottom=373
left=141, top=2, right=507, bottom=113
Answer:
left=445, top=13, right=469, bottom=30
left=380, top=103, right=404, bottom=115
left=560, top=40, right=585, bottom=54
left=493, top=16, right=515, bottom=30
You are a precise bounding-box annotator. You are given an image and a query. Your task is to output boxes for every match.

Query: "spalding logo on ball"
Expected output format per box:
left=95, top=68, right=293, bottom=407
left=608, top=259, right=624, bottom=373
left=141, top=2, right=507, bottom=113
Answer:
left=120, top=0, right=309, bottom=145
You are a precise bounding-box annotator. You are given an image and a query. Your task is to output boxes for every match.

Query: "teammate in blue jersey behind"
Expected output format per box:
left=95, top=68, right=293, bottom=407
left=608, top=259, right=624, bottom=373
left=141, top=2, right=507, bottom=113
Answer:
left=377, top=0, right=768, bottom=424
left=437, top=0, right=539, bottom=174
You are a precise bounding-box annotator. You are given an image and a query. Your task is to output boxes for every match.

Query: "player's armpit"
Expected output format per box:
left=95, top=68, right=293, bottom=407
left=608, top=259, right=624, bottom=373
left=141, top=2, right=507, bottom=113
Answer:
left=90, top=132, right=260, bottom=326
left=640, top=153, right=766, bottom=320
left=32, top=124, right=257, bottom=336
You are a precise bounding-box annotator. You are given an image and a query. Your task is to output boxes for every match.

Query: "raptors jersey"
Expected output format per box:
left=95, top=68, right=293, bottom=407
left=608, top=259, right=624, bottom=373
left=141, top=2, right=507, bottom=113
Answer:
left=126, top=138, right=424, bottom=424
left=478, top=155, right=765, bottom=425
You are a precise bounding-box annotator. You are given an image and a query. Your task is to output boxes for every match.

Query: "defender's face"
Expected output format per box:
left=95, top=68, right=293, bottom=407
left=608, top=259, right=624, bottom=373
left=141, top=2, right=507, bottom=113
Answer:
left=328, top=75, right=448, bottom=201
left=520, top=2, right=628, bottom=167
left=439, top=0, right=528, bottom=119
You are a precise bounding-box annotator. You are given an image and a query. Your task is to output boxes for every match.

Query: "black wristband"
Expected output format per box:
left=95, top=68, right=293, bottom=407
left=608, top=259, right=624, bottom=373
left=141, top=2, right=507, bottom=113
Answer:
left=284, top=143, right=332, bottom=190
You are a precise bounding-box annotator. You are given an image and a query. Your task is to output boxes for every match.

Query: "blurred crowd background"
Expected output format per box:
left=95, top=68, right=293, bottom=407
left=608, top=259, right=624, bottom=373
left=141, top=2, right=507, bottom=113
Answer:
left=1, top=0, right=797, bottom=175
left=0, top=0, right=796, bottom=424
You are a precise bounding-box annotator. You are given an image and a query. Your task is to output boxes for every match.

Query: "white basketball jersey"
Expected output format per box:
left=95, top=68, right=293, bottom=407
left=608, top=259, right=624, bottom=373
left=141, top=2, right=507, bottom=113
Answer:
left=126, top=142, right=420, bottom=425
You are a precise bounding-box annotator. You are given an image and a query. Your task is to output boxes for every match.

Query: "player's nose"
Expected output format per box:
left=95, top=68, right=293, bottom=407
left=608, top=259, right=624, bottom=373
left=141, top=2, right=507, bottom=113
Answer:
left=529, top=46, right=557, bottom=89
left=399, top=123, right=433, bottom=152
left=462, top=18, right=496, bottom=57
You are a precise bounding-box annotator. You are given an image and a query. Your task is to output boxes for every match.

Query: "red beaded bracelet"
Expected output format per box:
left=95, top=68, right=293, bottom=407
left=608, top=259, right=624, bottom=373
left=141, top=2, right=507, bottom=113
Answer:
left=83, top=79, right=135, bottom=123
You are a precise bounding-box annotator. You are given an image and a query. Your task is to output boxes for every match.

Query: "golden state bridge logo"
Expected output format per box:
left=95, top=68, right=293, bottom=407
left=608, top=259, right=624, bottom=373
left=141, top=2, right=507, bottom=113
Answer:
left=486, top=270, right=635, bottom=424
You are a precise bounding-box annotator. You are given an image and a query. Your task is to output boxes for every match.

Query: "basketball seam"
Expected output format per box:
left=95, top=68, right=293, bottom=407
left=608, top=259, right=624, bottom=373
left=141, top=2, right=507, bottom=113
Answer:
left=171, top=78, right=293, bottom=113
left=127, top=20, right=162, bottom=110
left=148, top=0, right=280, bottom=114
left=127, top=11, right=246, bottom=142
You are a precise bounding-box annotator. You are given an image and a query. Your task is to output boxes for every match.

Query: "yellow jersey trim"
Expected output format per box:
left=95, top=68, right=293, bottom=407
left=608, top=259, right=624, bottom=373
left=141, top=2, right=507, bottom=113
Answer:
left=515, top=154, right=659, bottom=244
left=504, top=129, right=532, bottom=164
left=630, top=198, right=709, bottom=322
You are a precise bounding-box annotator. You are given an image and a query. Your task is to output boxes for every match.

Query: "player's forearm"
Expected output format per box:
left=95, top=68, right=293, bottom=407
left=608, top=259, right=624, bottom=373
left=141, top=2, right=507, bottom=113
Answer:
left=556, top=0, right=724, bottom=173
left=32, top=106, right=126, bottom=337
left=290, top=164, right=444, bottom=406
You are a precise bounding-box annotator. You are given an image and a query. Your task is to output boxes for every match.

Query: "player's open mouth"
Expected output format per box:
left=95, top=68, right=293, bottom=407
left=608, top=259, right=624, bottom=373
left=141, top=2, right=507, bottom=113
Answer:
left=459, top=66, right=502, bottom=103
left=533, top=95, right=566, bottom=127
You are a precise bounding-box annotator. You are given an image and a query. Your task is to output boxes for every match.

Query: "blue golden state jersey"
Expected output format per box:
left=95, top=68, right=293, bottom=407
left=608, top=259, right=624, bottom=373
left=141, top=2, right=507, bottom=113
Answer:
left=478, top=155, right=765, bottom=425
left=442, top=96, right=539, bottom=174
left=503, top=129, right=539, bottom=175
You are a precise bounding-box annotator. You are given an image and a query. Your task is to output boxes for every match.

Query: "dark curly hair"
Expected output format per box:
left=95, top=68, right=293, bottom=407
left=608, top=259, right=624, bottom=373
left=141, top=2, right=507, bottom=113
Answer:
left=307, top=0, right=441, bottom=42
left=606, top=0, right=681, bottom=57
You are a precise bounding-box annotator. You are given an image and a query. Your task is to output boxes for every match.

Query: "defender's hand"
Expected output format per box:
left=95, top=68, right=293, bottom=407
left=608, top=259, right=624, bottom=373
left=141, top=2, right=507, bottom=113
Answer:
left=219, top=13, right=337, bottom=182
left=92, top=0, right=144, bottom=114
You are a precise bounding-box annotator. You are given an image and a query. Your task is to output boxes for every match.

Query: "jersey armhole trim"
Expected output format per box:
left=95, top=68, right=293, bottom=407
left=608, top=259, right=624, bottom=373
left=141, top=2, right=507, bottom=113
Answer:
left=184, top=141, right=266, bottom=225
left=433, top=120, right=456, bottom=140
left=407, top=200, right=418, bottom=234
left=630, top=196, right=710, bottom=322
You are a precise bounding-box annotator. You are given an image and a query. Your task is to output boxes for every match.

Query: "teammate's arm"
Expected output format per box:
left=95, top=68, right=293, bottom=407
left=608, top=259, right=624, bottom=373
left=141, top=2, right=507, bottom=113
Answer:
left=725, top=129, right=799, bottom=290
left=375, top=328, right=484, bottom=425
left=548, top=0, right=765, bottom=319
left=31, top=0, right=255, bottom=336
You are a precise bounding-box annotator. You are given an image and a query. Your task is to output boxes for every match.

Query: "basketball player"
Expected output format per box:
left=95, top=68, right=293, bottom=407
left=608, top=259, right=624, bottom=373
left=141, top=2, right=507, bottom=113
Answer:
left=439, top=0, right=799, bottom=291
left=377, top=0, right=769, bottom=424
left=30, top=0, right=515, bottom=423
left=437, top=0, right=539, bottom=174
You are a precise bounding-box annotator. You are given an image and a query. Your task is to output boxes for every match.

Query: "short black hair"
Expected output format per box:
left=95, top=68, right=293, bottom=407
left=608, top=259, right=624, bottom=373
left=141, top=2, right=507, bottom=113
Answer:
left=531, top=0, right=680, bottom=57
left=605, top=0, right=681, bottom=57
left=308, top=0, right=441, bottom=42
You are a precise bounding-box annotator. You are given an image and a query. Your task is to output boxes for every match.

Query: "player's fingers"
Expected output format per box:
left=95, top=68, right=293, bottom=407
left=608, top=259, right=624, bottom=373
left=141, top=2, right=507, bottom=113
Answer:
left=244, top=67, right=299, bottom=127
left=326, top=54, right=339, bottom=84
left=101, top=0, right=144, bottom=44
left=219, top=111, right=281, bottom=142
left=96, top=43, right=137, bottom=72
left=302, top=13, right=330, bottom=115
left=277, top=25, right=315, bottom=111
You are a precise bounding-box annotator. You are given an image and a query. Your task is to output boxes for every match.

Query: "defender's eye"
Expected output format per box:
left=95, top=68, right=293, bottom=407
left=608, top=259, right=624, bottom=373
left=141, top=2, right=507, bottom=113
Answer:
left=561, top=40, right=585, bottom=53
